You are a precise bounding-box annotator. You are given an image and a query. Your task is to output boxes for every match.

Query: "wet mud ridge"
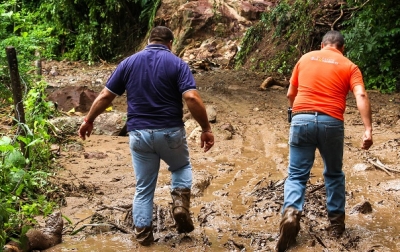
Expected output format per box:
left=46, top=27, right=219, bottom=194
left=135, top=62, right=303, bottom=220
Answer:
left=54, top=176, right=372, bottom=251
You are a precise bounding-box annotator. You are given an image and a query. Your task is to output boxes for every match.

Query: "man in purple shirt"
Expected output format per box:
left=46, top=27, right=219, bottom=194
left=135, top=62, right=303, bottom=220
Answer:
left=78, top=26, right=214, bottom=246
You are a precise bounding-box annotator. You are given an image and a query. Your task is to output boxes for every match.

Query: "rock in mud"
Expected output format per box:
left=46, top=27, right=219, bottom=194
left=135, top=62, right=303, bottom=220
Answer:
left=83, top=151, right=108, bottom=159
left=3, top=211, right=63, bottom=252
left=206, top=105, right=217, bottom=123
left=192, top=170, right=213, bottom=197
left=379, top=179, right=400, bottom=191
left=49, top=112, right=126, bottom=136
left=351, top=201, right=373, bottom=214
left=220, top=123, right=234, bottom=133
left=352, top=163, right=371, bottom=172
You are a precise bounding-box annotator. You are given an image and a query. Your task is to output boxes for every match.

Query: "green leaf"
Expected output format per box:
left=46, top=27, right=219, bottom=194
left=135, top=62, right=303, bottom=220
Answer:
left=1, top=11, right=13, bottom=18
left=15, top=183, right=25, bottom=196
left=0, top=136, right=14, bottom=152
left=5, top=150, right=26, bottom=168
left=26, top=138, right=44, bottom=147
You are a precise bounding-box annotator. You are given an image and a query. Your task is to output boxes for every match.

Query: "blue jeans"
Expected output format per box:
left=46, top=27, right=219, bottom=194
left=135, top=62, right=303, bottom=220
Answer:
left=283, top=113, right=345, bottom=215
left=129, top=126, right=192, bottom=228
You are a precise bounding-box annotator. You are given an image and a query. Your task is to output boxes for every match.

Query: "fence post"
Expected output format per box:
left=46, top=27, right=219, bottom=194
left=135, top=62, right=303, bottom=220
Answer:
left=35, top=50, right=42, bottom=77
left=6, top=46, right=27, bottom=155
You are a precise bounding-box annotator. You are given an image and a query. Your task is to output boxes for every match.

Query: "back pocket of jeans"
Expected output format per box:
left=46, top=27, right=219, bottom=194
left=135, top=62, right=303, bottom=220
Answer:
left=164, top=128, right=184, bottom=149
left=130, top=131, right=144, bottom=152
left=289, top=123, right=308, bottom=145
left=324, top=124, right=344, bottom=144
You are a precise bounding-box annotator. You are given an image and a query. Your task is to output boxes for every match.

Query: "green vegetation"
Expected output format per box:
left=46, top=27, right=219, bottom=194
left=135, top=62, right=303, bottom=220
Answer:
left=235, top=0, right=319, bottom=77
left=343, top=0, right=400, bottom=92
left=0, top=79, right=57, bottom=248
left=235, top=0, right=400, bottom=92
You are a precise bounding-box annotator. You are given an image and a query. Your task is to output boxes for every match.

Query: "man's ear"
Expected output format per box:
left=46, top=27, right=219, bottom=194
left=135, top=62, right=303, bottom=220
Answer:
left=320, top=42, right=324, bottom=49
left=167, top=40, right=173, bottom=50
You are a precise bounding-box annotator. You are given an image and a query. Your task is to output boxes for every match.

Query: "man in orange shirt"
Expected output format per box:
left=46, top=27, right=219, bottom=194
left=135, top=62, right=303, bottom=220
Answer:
left=276, top=30, right=373, bottom=252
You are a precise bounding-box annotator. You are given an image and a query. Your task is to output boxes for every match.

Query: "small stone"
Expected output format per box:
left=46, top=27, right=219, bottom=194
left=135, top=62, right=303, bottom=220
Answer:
left=351, top=201, right=373, bottom=214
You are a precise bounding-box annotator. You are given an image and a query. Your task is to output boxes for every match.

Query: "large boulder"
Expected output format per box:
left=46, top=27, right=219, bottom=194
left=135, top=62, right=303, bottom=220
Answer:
left=47, top=86, right=99, bottom=113
left=49, top=112, right=126, bottom=136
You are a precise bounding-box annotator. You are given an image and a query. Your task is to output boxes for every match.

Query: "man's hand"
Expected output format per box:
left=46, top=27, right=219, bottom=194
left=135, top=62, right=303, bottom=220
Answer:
left=353, top=85, right=373, bottom=150
left=78, top=121, right=94, bottom=140
left=361, top=130, right=373, bottom=150
left=77, top=88, right=116, bottom=140
left=201, top=131, right=214, bottom=152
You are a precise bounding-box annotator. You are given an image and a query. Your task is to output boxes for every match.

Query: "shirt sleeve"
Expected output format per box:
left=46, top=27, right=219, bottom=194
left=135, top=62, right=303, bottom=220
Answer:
left=105, top=62, right=127, bottom=96
left=349, top=64, right=364, bottom=91
left=290, top=61, right=300, bottom=87
left=177, top=60, right=196, bottom=93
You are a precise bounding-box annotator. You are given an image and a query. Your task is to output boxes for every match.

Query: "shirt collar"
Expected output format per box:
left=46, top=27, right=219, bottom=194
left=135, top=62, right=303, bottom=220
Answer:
left=321, top=46, right=342, bottom=54
left=145, top=44, right=171, bottom=52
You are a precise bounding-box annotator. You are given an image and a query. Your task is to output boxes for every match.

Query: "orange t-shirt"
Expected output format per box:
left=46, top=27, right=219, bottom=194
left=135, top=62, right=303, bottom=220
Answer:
left=290, top=47, right=364, bottom=121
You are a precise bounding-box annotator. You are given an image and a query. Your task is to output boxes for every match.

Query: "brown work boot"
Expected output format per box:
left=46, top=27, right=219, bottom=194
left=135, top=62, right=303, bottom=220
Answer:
left=134, top=226, right=154, bottom=246
left=276, top=207, right=301, bottom=252
left=327, top=213, right=345, bottom=238
left=171, top=188, right=194, bottom=233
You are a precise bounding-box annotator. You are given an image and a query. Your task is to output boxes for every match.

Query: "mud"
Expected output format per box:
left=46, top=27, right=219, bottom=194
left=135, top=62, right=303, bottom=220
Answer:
left=39, top=62, right=400, bottom=251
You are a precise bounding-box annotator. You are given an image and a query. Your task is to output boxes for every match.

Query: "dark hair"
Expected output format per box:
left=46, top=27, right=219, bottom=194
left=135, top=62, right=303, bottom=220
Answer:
left=322, top=30, right=345, bottom=48
left=149, top=26, right=174, bottom=44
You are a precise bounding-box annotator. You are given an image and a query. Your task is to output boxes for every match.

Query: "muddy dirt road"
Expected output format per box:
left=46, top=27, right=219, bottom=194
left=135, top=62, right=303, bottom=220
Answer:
left=43, top=64, right=400, bottom=252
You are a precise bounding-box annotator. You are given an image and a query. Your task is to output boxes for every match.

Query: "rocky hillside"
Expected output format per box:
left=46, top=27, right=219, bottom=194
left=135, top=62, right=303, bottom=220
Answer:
left=153, top=0, right=350, bottom=75
left=155, top=0, right=278, bottom=68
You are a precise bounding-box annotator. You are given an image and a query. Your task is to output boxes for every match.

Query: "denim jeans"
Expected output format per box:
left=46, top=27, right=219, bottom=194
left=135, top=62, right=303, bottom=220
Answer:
left=129, top=126, right=192, bottom=228
left=283, top=113, right=345, bottom=215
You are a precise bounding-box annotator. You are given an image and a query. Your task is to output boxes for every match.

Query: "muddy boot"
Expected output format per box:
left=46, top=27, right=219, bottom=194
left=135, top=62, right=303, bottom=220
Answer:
left=327, top=213, right=345, bottom=238
left=276, top=207, right=301, bottom=252
left=171, top=188, right=194, bottom=233
left=134, top=226, right=154, bottom=246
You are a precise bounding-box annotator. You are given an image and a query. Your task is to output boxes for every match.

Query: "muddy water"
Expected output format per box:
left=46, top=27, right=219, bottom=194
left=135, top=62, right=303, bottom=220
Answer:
left=46, top=144, right=400, bottom=252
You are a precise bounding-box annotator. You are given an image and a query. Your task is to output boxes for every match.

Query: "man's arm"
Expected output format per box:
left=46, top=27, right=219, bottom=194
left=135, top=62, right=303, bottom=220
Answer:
left=353, top=85, right=373, bottom=150
left=78, top=88, right=117, bottom=140
left=183, top=90, right=214, bottom=152
left=287, top=84, right=298, bottom=107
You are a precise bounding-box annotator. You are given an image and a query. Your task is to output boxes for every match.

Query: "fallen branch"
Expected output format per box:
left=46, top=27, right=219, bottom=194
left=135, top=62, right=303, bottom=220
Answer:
left=108, top=222, right=134, bottom=234
left=70, top=214, right=94, bottom=234
left=98, top=205, right=130, bottom=212
left=376, top=159, right=400, bottom=173
left=331, top=3, right=344, bottom=30
left=303, top=219, right=327, bottom=249
left=309, top=184, right=325, bottom=194
left=346, top=0, right=371, bottom=11
left=312, top=233, right=327, bottom=249
left=368, top=159, right=394, bottom=177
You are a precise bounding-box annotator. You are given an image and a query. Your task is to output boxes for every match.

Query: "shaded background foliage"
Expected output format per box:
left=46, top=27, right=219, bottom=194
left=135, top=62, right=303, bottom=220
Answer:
left=235, top=0, right=322, bottom=76
left=236, top=0, right=400, bottom=93
left=0, top=0, right=159, bottom=100
left=342, top=0, right=400, bottom=92
left=37, top=0, right=160, bottom=62
left=1, top=0, right=399, bottom=92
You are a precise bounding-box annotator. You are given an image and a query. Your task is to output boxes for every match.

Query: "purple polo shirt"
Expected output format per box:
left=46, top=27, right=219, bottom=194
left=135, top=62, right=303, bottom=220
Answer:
left=105, top=44, right=196, bottom=131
